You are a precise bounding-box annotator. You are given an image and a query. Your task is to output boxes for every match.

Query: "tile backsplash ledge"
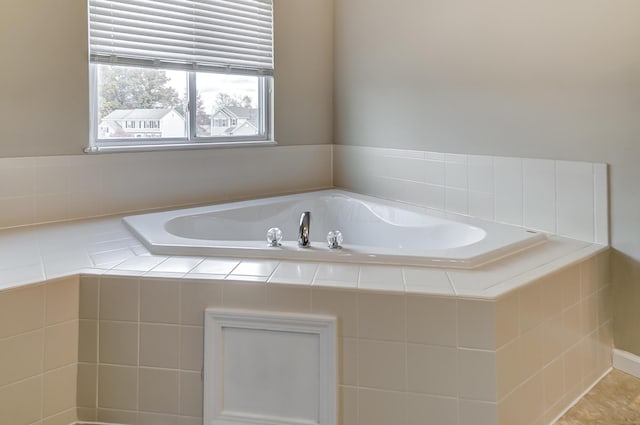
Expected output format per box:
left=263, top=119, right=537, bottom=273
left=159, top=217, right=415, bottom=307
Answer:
left=0, top=145, right=332, bottom=229
left=0, top=144, right=607, bottom=246
left=333, top=145, right=608, bottom=244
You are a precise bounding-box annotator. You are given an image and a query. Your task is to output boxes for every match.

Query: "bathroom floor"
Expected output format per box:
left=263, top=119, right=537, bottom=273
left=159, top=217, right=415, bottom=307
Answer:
left=556, top=369, right=640, bottom=424
left=75, top=371, right=640, bottom=425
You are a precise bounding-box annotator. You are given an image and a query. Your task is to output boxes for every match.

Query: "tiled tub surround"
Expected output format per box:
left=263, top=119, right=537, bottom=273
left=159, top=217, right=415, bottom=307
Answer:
left=0, top=251, right=611, bottom=425
left=0, top=276, right=79, bottom=425
left=0, top=145, right=611, bottom=424
left=0, top=144, right=332, bottom=229
left=0, top=144, right=606, bottom=246
left=333, top=145, right=608, bottom=244
left=76, top=254, right=611, bottom=425
left=0, top=215, right=603, bottom=296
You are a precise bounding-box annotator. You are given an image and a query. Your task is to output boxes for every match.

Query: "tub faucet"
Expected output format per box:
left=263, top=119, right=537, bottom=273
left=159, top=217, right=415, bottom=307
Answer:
left=298, top=211, right=311, bottom=247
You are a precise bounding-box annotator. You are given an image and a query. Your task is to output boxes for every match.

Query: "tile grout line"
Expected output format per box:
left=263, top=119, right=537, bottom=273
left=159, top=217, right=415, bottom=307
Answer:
left=177, top=276, right=183, bottom=419
left=40, top=281, right=47, bottom=423
left=136, top=277, right=140, bottom=416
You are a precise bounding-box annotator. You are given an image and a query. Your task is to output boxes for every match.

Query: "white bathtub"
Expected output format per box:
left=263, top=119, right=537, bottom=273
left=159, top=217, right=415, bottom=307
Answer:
left=123, top=190, right=546, bottom=268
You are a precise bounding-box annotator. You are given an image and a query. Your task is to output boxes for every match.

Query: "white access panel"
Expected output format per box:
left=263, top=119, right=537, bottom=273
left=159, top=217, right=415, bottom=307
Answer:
left=203, top=309, right=337, bottom=425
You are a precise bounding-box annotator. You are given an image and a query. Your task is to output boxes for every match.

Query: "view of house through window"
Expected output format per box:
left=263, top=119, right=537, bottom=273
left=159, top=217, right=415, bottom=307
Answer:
left=95, top=64, right=264, bottom=142
left=97, top=65, right=187, bottom=140
left=196, top=72, right=261, bottom=138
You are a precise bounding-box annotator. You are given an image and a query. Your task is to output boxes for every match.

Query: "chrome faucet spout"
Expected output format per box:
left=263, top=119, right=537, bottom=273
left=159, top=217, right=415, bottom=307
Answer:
left=298, top=211, right=311, bottom=247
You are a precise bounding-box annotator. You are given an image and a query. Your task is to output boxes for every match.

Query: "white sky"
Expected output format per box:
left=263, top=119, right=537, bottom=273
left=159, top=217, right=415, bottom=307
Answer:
left=167, top=71, right=258, bottom=113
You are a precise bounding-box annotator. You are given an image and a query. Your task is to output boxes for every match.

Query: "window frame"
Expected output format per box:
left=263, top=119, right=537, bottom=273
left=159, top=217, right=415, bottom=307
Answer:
left=87, top=64, right=274, bottom=153
left=86, top=0, right=275, bottom=154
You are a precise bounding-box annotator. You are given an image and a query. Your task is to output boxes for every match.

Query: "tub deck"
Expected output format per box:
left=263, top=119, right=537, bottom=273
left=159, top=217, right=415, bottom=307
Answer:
left=0, top=211, right=604, bottom=299
left=0, top=212, right=611, bottom=425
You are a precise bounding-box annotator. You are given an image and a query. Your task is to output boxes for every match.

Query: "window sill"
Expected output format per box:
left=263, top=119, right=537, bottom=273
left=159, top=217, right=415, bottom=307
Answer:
left=84, top=140, right=277, bottom=154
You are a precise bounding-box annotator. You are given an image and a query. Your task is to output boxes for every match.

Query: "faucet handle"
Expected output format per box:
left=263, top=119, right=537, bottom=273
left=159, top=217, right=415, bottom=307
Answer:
left=267, top=227, right=283, bottom=247
left=327, top=230, right=343, bottom=249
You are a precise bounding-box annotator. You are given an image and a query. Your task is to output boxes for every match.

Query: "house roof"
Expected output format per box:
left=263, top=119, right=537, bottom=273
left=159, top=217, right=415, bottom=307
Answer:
left=213, top=106, right=259, bottom=126
left=224, top=120, right=258, bottom=135
left=102, top=108, right=175, bottom=120
left=226, top=106, right=258, bottom=119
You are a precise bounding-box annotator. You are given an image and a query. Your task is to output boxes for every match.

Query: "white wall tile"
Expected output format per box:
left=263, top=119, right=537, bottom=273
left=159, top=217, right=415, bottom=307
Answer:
left=523, top=159, right=556, bottom=233
left=229, top=260, right=279, bottom=277
left=0, top=145, right=333, bottom=230
left=151, top=257, right=204, bottom=274
left=458, top=400, right=497, bottom=425
left=67, top=191, right=103, bottom=220
left=358, top=293, right=405, bottom=341
left=335, top=146, right=608, bottom=243
left=469, top=191, right=494, bottom=220
left=407, top=393, right=458, bottom=425
left=594, top=163, right=608, bottom=245
left=382, top=156, right=425, bottom=183
left=407, top=344, right=457, bottom=396
left=0, top=164, right=35, bottom=197
left=269, top=261, right=318, bottom=284
left=494, top=157, right=523, bottom=226
left=468, top=155, right=494, bottom=193
left=358, top=265, right=404, bottom=291
left=43, top=364, right=77, bottom=417
left=333, top=146, right=373, bottom=193
left=424, top=160, right=445, bottom=186
left=117, top=256, right=167, bottom=273
left=0, top=263, right=45, bottom=288
left=425, top=151, right=445, bottom=161
left=378, top=147, right=424, bottom=159
left=357, top=388, right=407, bottom=425
left=138, top=368, right=179, bottom=414
left=359, top=265, right=403, bottom=284
left=35, top=163, right=70, bottom=195
left=314, top=263, right=359, bottom=285
left=424, top=184, right=445, bottom=210
left=66, top=156, right=102, bottom=194
left=36, top=194, right=69, bottom=223
left=557, top=161, right=594, bottom=242
left=191, top=258, right=240, bottom=275
left=444, top=153, right=467, bottom=164
left=0, top=196, right=35, bottom=228
left=0, top=145, right=609, bottom=248
left=457, top=349, right=497, bottom=402
left=406, top=295, right=457, bottom=346
left=458, top=299, right=496, bottom=350
left=445, top=161, right=468, bottom=190
left=445, top=187, right=468, bottom=215
left=403, top=268, right=453, bottom=295
left=400, top=180, right=430, bottom=207
left=358, top=340, right=406, bottom=391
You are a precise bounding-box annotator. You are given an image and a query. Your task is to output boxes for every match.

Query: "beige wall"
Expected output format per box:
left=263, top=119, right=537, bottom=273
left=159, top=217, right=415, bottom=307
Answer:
left=0, top=0, right=333, bottom=157
left=0, top=1, right=88, bottom=156
left=334, top=0, right=640, bottom=355
left=274, top=0, right=333, bottom=145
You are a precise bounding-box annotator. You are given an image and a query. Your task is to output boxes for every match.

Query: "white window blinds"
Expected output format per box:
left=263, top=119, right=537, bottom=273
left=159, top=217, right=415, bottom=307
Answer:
left=89, top=0, right=273, bottom=76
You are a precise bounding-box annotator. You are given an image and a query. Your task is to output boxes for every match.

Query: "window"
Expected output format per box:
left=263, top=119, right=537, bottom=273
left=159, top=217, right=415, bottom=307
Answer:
left=214, top=118, right=230, bottom=128
left=87, top=0, right=274, bottom=152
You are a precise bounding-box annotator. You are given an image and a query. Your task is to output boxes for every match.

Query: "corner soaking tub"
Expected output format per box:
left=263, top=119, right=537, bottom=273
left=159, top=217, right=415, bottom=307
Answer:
left=123, top=190, right=545, bottom=268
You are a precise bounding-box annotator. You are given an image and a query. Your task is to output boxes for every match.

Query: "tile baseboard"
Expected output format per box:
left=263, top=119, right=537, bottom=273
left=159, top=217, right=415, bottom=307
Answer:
left=613, top=348, right=640, bottom=379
